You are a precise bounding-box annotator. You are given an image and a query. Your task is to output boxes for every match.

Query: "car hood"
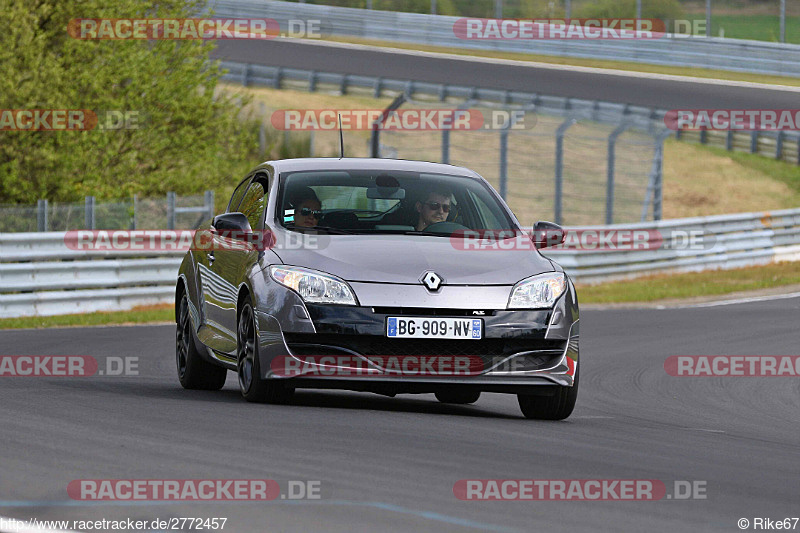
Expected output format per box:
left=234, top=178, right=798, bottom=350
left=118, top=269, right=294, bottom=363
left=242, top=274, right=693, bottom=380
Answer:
left=270, top=232, right=554, bottom=285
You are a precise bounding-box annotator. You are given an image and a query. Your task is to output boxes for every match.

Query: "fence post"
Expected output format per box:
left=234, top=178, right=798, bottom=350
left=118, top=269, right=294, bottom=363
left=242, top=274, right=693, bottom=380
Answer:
left=606, top=123, right=629, bottom=225
left=133, top=194, right=138, bottom=230
left=726, top=131, right=734, bottom=151
left=371, top=92, right=407, bottom=158
left=241, top=63, right=250, bottom=87
left=259, top=123, right=267, bottom=158
left=273, top=66, right=282, bottom=90
left=84, top=196, right=95, bottom=230
left=499, top=128, right=508, bottom=200
left=780, top=0, right=786, bottom=43
left=554, top=118, right=577, bottom=225
left=750, top=131, right=758, bottom=153
left=640, top=130, right=670, bottom=222
left=308, top=70, right=317, bottom=92
left=776, top=131, right=784, bottom=160
left=37, top=199, right=48, bottom=232
left=441, top=128, right=450, bottom=164
left=167, top=192, right=176, bottom=230
left=204, top=190, right=215, bottom=220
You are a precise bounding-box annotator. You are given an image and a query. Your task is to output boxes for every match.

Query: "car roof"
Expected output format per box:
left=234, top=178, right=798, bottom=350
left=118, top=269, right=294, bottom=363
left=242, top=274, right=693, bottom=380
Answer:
left=255, top=158, right=480, bottom=178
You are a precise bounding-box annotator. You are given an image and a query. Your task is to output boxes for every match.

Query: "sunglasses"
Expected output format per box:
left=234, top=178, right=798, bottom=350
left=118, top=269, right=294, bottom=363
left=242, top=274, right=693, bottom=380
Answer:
left=423, top=202, right=451, bottom=213
left=299, top=208, right=322, bottom=218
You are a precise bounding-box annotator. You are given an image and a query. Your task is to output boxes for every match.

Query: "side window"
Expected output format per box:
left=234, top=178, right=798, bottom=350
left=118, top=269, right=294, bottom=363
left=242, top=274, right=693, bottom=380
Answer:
left=227, top=176, right=252, bottom=213
left=239, top=180, right=267, bottom=230
left=467, top=190, right=502, bottom=229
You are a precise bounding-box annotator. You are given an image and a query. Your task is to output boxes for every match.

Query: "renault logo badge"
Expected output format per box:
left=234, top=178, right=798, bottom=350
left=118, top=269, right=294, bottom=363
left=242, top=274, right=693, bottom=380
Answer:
left=421, top=271, right=443, bottom=291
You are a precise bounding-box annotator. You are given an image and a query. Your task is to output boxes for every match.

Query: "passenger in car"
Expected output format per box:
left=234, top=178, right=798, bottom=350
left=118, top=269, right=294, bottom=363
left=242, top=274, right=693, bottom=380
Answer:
left=289, top=187, right=322, bottom=228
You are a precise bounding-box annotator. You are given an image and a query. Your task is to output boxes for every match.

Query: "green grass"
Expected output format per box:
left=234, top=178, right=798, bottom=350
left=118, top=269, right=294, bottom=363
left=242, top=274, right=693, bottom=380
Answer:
left=710, top=147, right=800, bottom=197
left=0, top=306, right=173, bottom=330
left=711, top=15, right=800, bottom=43
left=577, top=262, right=800, bottom=304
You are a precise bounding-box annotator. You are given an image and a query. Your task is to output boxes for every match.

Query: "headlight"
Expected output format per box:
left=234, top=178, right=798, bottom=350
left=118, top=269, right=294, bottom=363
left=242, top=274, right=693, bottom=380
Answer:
left=269, top=265, right=358, bottom=305
left=508, top=272, right=566, bottom=309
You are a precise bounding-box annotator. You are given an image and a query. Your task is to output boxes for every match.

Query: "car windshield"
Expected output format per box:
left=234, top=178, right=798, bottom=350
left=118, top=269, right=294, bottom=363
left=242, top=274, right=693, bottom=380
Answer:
left=278, top=169, right=517, bottom=236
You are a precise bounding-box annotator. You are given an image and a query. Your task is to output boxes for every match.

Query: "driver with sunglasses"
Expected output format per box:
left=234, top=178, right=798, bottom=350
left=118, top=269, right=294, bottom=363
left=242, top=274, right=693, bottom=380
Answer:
left=415, top=188, right=452, bottom=231
left=289, top=187, right=323, bottom=228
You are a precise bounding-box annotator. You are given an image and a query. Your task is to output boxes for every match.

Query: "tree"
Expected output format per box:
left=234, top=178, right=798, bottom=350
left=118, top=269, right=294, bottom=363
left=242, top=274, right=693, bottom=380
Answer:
left=0, top=0, right=261, bottom=203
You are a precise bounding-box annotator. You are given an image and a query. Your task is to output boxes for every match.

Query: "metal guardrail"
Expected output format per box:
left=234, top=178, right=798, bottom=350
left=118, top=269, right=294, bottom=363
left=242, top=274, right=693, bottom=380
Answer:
left=222, top=60, right=665, bottom=132
left=2, top=207, right=799, bottom=317
left=210, top=0, right=800, bottom=77
left=544, top=208, right=800, bottom=283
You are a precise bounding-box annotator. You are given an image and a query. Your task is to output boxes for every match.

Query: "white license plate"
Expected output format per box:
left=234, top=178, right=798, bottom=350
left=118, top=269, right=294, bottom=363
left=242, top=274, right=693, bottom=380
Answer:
left=386, top=317, right=483, bottom=340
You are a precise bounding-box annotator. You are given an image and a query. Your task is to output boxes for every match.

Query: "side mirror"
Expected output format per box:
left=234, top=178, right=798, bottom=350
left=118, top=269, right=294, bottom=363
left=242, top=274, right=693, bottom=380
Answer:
left=532, top=221, right=565, bottom=249
left=213, top=212, right=252, bottom=234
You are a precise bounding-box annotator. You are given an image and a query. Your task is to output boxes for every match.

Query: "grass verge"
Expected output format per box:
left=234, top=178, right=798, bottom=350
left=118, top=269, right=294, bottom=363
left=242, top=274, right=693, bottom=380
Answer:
left=0, top=304, right=173, bottom=330
left=577, top=262, right=800, bottom=304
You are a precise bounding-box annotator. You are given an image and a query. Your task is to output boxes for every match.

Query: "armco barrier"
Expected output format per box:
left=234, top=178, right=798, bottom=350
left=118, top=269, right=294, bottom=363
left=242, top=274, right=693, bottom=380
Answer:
left=1, top=208, right=799, bottom=317
left=209, top=0, right=800, bottom=77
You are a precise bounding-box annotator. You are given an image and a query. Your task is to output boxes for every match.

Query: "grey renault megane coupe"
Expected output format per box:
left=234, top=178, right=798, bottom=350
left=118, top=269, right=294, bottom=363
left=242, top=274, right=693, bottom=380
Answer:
left=175, top=158, right=579, bottom=419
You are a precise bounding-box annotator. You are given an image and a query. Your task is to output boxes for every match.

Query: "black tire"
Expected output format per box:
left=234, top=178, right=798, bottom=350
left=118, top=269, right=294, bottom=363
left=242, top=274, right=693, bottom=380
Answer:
left=176, top=291, right=227, bottom=390
left=517, top=362, right=579, bottom=420
left=435, top=389, right=481, bottom=405
left=237, top=300, right=294, bottom=404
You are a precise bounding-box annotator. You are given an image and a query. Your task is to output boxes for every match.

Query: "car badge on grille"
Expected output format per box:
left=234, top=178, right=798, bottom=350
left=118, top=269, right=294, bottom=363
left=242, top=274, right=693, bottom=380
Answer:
left=421, top=271, right=443, bottom=291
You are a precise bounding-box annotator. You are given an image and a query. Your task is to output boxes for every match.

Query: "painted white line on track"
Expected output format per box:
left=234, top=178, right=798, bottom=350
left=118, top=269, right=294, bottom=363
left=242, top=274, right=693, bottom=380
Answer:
left=284, top=38, right=800, bottom=93
left=658, top=291, right=800, bottom=309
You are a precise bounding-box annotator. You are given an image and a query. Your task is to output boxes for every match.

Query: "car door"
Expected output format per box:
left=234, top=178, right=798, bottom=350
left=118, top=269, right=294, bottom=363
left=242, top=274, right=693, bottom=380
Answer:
left=213, top=173, right=270, bottom=346
left=197, top=175, right=252, bottom=354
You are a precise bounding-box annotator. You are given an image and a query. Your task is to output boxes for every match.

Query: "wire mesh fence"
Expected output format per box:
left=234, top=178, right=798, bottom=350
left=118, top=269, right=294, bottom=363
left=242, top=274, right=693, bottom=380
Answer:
left=0, top=193, right=214, bottom=232
left=373, top=100, right=661, bottom=226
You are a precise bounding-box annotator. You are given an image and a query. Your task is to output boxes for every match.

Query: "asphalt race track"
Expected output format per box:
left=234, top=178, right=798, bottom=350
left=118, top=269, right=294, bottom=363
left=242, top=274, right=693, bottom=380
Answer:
left=0, top=296, right=797, bottom=532
left=211, top=39, right=800, bottom=110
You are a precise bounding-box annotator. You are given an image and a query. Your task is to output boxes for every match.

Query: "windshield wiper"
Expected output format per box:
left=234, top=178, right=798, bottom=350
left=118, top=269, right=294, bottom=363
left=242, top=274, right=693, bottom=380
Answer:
left=309, top=225, right=360, bottom=235
left=402, top=231, right=452, bottom=238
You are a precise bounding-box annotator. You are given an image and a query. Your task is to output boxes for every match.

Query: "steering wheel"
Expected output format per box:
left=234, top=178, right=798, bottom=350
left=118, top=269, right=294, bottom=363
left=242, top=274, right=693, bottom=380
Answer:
left=423, top=221, right=469, bottom=233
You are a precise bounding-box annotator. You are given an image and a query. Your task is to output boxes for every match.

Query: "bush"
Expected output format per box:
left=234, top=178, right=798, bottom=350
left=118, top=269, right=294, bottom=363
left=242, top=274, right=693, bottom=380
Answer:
left=0, top=0, right=266, bottom=204
left=576, top=0, right=684, bottom=21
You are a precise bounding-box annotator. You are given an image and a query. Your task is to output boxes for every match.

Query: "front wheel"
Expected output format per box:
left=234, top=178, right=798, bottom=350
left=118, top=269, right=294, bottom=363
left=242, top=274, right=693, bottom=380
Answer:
left=237, top=301, right=294, bottom=404
left=176, top=292, right=227, bottom=390
left=517, top=362, right=579, bottom=420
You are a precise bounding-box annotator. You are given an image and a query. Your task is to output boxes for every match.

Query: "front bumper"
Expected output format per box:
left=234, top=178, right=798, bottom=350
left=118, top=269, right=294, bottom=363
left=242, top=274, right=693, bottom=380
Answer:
left=255, top=299, right=579, bottom=390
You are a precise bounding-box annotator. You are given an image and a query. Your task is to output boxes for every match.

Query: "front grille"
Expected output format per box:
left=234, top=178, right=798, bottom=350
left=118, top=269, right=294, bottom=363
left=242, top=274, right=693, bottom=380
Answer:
left=371, top=307, right=497, bottom=317
left=284, top=333, right=566, bottom=369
